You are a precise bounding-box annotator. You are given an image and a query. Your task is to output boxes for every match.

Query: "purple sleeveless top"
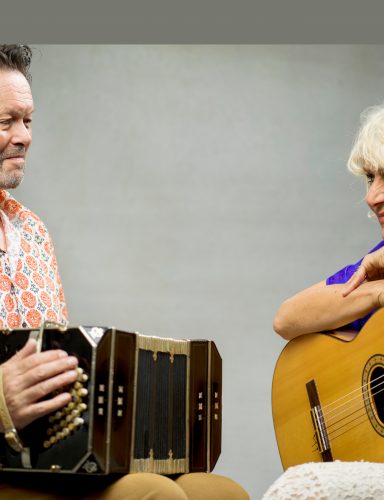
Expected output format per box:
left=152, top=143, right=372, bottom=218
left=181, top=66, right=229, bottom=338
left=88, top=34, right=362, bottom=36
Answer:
left=326, top=240, right=384, bottom=331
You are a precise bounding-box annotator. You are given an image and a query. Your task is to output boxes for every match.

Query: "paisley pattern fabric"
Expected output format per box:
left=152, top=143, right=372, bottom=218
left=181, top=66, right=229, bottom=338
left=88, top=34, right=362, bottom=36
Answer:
left=0, top=190, right=67, bottom=329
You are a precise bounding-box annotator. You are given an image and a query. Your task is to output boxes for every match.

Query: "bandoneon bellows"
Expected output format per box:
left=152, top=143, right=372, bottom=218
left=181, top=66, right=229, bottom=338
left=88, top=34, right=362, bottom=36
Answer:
left=0, top=326, right=222, bottom=475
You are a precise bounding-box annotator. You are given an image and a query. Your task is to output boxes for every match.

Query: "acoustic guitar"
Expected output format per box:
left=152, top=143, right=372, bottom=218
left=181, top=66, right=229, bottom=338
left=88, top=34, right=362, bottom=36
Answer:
left=272, top=308, right=384, bottom=469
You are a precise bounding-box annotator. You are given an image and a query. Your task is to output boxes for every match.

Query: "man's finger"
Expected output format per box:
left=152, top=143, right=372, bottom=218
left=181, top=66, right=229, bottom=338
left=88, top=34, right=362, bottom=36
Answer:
left=22, top=368, right=79, bottom=403
left=13, top=391, right=73, bottom=430
left=14, top=349, right=70, bottom=374
left=13, top=338, right=38, bottom=359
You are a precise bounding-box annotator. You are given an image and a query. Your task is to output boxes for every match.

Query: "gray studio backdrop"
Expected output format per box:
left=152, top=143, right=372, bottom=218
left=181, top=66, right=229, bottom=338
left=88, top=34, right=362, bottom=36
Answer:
left=19, top=45, right=383, bottom=498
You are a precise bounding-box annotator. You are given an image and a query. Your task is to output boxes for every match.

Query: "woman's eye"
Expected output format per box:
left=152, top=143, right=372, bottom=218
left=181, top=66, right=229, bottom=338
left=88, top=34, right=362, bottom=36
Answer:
left=367, top=174, right=375, bottom=185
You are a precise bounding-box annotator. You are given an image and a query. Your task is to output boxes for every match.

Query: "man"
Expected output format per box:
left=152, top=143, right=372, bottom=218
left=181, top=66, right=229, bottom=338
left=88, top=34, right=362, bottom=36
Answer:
left=0, top=44, right=79, bottom=448
left=0, top=45, right=249, bottom=499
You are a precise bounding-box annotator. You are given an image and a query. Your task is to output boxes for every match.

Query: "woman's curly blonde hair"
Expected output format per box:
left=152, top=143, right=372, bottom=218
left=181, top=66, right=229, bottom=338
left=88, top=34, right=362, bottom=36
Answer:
left=348, top=105, right=384, bottom=180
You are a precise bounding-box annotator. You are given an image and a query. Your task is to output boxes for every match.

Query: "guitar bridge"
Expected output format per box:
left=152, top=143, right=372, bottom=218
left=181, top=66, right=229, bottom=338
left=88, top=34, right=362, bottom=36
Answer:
left=306, top=379, right=333, bottom=462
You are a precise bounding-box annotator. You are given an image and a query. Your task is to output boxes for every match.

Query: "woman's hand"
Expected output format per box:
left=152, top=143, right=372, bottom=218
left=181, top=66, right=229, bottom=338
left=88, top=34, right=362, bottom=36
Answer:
left=0, top=339, right=79, bottom=431
left=343, top=247, right=384, bottom=297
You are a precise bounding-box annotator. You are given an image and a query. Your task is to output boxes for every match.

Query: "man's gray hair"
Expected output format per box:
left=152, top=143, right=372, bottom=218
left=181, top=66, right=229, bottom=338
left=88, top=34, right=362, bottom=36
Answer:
left=0, top=45, right=32, bottom=83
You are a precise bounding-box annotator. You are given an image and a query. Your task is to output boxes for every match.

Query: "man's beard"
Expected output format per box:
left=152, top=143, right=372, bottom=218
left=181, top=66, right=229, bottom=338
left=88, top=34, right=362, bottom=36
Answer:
left=0, top=167, right=25, bottom=189
left=0, top=147, right=26, bottom=189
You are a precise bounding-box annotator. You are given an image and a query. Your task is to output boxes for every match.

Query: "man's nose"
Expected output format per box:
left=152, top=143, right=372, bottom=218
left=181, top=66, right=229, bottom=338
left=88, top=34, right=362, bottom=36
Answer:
left=10, top=121, right=32, bottom=148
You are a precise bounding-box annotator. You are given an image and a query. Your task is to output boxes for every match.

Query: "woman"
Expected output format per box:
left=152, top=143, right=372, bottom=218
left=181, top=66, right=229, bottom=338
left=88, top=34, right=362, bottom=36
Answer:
left=274, top=104, right=384, bottom=341
left=264, top=104, right=384, bottom=499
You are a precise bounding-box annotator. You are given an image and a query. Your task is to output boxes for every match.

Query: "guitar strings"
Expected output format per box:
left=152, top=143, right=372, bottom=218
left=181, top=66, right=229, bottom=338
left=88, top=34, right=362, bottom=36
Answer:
left=320, top=379, right=384, bottom=430
left=317, top=373, right=384, bottom=424
left=326, top=398, right=372, bottom=436
left=309, top=375, right=384, bottom=448
left=311, top=415, right=365, bottom=452
left=321, top=372, right=384, bottom=414
left=311, top=403, right=369, bottom=451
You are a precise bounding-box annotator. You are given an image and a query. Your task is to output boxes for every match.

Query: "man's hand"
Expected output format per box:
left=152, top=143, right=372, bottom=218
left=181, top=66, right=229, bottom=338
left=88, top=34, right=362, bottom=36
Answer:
left=1, top=338, right=78, bottom=430
left=343, top=247, right=384, bottom=297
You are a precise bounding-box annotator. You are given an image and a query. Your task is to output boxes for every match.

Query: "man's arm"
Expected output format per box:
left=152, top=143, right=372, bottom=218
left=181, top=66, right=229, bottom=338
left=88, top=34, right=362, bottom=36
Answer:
left=0, top=339, right=78, bottom=431
left=273, top=279, right=384, bottom=340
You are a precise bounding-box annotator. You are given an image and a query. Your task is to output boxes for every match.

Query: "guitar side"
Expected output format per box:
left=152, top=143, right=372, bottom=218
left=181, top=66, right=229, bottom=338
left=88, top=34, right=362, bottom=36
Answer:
left=272, top=308, right=384, bottom=470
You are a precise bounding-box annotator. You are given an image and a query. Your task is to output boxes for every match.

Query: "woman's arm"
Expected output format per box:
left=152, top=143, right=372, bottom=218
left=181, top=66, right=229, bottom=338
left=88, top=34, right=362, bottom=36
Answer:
left=273, top=279, right=384, bottom=340
left=343, top=246, right=384, bottom=296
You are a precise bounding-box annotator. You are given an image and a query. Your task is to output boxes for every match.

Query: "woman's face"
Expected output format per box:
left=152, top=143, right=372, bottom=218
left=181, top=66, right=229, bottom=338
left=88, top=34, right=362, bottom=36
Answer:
left=366, top=171, right=384, bottom=237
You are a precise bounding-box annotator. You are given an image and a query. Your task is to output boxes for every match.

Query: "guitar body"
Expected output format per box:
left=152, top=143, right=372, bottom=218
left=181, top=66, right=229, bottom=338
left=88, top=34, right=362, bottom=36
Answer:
left=272, top=308, right=384, bottom=470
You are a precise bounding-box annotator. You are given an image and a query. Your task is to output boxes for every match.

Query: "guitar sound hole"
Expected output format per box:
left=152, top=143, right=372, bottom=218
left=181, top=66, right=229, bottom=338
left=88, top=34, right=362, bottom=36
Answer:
left=370, top=366, right=384, bottom=423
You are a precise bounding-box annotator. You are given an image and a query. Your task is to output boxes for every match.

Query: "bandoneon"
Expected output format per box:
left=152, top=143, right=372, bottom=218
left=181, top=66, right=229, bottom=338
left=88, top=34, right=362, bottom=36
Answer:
left=0, top=326, right=222, bottom=475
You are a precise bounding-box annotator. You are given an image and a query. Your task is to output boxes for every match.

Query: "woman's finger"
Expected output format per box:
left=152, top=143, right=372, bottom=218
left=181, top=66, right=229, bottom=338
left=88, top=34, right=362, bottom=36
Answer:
left=342, top=266, right=367, bottom=297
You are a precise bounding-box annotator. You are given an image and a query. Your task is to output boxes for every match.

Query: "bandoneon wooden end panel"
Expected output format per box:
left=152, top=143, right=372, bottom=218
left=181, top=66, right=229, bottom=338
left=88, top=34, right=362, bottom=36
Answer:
left=0, top=326, right=222, bottom=476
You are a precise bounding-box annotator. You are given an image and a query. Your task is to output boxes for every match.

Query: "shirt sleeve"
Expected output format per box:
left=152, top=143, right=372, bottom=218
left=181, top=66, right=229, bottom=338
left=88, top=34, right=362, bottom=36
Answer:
left=36, top=218, right=69, bottom=327
left=325, top=240, right=384, bottom=331
left=48, top=234, right=69, bottom=326
left=326, top=263, right=361, bottom=286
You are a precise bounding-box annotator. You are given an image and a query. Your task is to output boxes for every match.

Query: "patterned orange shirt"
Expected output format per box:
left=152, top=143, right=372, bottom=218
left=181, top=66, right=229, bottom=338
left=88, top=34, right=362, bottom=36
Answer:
left=0, top=190, right=68, bottom=329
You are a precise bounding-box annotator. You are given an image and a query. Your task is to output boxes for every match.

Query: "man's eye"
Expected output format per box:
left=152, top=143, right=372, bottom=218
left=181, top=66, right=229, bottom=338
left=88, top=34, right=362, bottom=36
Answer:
left=0, top=120, right=11, bottom=127
left=24, top=119, right=32, bottom=128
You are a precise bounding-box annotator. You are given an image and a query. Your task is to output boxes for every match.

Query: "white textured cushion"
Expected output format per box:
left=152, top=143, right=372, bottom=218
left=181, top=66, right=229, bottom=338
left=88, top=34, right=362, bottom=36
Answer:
left=263, top=461, right=384, bottom=499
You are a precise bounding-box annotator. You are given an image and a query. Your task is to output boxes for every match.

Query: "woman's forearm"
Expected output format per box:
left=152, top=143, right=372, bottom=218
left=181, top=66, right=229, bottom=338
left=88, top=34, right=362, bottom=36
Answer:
left=273, top=280, right=382, bottom=340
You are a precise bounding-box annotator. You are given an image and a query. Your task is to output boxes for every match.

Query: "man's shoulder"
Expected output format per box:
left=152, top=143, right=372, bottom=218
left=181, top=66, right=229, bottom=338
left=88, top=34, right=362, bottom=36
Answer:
left=0, top=190, right=49, bottom=236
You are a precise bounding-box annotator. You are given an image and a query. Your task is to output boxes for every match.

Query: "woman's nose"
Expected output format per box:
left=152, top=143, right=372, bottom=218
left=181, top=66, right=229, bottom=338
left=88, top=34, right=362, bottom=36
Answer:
left=366, top=176, right=384, bottom=207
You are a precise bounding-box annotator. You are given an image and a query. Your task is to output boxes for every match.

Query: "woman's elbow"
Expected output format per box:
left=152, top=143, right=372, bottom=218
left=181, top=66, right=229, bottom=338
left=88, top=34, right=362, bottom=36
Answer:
left=273, top=318, right=292, bottom=340
left=273, top=306, right=297, bottom=340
